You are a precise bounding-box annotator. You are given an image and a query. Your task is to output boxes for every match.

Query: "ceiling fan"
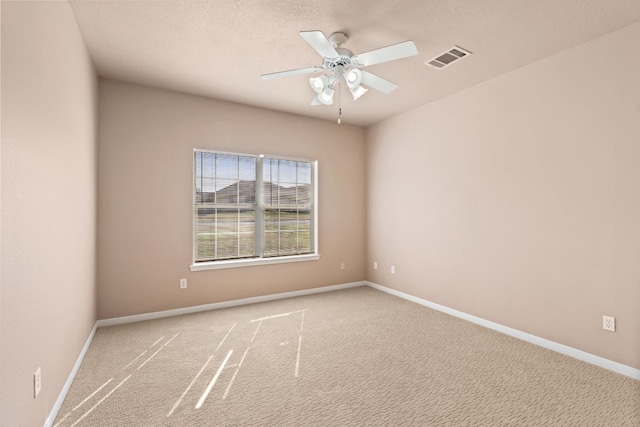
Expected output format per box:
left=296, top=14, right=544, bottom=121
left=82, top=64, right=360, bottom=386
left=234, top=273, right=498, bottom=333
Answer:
left=260, top=31, right=419, bottom=106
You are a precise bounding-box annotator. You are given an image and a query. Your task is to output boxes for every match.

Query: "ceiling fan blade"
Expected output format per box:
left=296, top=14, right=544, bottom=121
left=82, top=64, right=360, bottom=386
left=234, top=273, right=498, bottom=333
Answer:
left=300, top=31, right=339, bottom=59
left=260, top=66, right=323, bottom=80
left=360, top=71, right=398, bottom=94
left=352, top=41, right=418, bottom=67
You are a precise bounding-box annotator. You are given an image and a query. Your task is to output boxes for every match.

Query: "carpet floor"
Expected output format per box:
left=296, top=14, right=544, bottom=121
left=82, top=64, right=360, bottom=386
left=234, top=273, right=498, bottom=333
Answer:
left=53, top=286, right=639, bottom=426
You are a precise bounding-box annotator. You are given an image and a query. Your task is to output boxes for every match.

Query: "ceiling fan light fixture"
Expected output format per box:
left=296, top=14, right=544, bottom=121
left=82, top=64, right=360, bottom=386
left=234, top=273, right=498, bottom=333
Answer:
left=345, top=69, right=363, bottom=88
left=317, top=85, right=335, bottom=105
left=348, top=84, right=368, bottom=101
left=309, top=75, right=328, bottom=93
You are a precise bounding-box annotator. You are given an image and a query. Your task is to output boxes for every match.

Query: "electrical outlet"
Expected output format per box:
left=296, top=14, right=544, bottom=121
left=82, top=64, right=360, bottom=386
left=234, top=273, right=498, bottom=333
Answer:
left=391, top=266, right=396, bottom=274
left=34, top=367, right=41, bottom=398
left=340, top=262, right=345, bottom=270
left=373, top=261, right=378, bottom=270
left=602, top=315, right=615, bottom=332
left=180, top=279, right=187, bottom=289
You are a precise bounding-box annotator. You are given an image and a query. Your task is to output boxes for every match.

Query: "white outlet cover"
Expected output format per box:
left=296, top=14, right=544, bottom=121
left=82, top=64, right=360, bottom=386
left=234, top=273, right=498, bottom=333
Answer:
left=602, top=315, right=615, bottom=332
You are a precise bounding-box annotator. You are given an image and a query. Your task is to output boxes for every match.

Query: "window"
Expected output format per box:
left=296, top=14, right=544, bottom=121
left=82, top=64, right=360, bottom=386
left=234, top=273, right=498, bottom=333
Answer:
left=191, top=149, right=318, bottom=270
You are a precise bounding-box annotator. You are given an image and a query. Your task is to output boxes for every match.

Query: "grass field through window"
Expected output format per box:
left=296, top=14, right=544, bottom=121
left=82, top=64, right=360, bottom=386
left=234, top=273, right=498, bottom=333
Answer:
left=196, top=208, right=311, bottom=261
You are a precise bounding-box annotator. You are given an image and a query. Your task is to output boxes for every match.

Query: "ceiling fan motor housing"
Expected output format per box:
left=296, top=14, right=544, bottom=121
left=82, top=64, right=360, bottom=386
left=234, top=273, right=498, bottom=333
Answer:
left=323, top=47, right=354, bottom=70
left=322, top=32, right=354, bottom=70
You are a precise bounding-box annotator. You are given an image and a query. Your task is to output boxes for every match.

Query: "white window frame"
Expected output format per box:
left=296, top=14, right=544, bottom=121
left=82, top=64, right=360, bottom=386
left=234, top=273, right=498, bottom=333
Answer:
left=190, top=149, right=320, bottom=271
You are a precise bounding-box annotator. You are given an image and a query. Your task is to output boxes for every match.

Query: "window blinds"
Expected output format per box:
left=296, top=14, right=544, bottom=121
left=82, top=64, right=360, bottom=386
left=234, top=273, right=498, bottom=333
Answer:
left=195, top=152, right=257, bottom=261
left=263, top=158, right=312, bottom=257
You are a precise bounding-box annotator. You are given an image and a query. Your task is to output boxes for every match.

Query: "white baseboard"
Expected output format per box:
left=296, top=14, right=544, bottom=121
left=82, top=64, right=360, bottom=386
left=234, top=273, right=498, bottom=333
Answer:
left=366, top=281, right=640, bottom=381
left=45, top=323, right=98, bottom=427
left=48, top=279, right=636, bottom=426
left=96, top=281, right=366, bottom=327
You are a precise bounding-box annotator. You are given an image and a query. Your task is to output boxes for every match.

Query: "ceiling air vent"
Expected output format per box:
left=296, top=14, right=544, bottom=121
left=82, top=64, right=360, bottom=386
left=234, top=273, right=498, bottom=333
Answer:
left=426, top=46, right=472, bottom=69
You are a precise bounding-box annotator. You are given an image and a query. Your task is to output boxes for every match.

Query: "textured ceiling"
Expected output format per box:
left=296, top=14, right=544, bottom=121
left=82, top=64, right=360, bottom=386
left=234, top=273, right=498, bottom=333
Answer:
left=68, top=0, right=640, bottom=126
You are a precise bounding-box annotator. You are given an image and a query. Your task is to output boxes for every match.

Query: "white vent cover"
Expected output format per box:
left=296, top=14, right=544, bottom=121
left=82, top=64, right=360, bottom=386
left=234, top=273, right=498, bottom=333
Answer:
left=426, top=46, right=472, bottom=69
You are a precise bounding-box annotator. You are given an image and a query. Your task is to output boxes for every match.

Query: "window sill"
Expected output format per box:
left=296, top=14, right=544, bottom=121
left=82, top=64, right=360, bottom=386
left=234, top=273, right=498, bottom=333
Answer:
left=190, top=253, right=321, bottom=271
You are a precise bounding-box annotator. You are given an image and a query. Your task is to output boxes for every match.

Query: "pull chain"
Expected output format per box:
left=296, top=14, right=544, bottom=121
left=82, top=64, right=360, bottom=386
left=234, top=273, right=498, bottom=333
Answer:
left=337, top=82, right=342, bottom=124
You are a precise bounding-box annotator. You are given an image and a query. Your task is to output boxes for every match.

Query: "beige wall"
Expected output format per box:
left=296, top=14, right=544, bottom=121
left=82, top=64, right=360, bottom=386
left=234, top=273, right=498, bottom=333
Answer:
left=366, top=22, right=640, bottom=369
left=97, top=80, right=366, bottom=319
left=1, top=4, right=636, bottom=424
left=1, top=2, right=98, bottom=426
